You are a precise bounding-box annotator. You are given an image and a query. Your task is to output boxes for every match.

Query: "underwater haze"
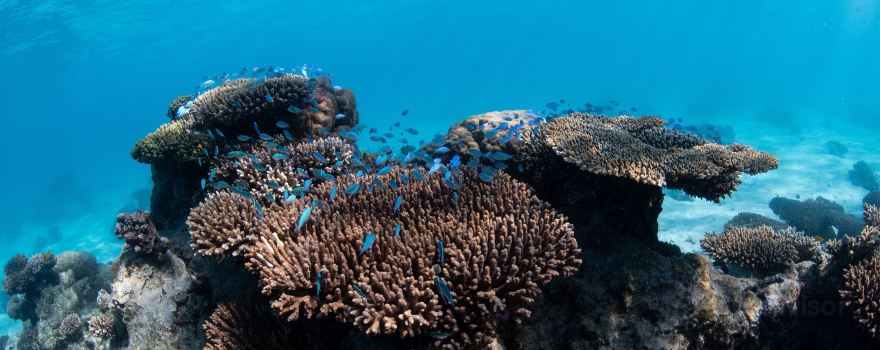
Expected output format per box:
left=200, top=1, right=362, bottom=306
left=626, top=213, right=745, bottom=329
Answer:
left=1, top=0, right=880, bottom=347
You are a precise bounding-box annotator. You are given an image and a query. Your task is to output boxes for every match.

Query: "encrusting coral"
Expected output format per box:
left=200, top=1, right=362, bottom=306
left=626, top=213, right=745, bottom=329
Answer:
left=241, top=168, right=581, bottom=348
left=840, top=256, right=880, bottom=338
left=115, top=211, right=169, bottom=256
left=770, top=196, right=865, bottom=239
left=700, top=225, right=819, bottom=276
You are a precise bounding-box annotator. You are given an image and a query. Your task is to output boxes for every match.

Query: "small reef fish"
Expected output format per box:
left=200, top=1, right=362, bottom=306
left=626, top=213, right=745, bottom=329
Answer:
left=265, top=93, right=274, bottom=103
left=358, top=233, right=376, bottom=256
left=316, top=268, right=324, bottom=296
left=259, top=133, right=273, bottom=141
left=388, top=179, right=400, bottom=190
left=200, top=179, right=206, bottom=190
left=213, top=180, right=229, bottom=189
left=429, top=332, right=454, bottom=338
left=492, top=152, right=512, bottom=161
left=272, top=153, right=289, bottom=160
left=392, top=195, right=403, bottom=214
left=434, top=146, right=450, bottom=154
left=453, top=191, right=459, bottom=208
left=352, top=284, right=369, bottom=300
left=401, top=109, right=409, bottom=116
left=288, top=105, right=303, bottom=114
left=383, top=132, right=395, bottom=138
left=394, top=223, right=401, bottom=237
left=296, top=206, right=312, bottom=232
left=227, top=151, right=247, bottom=158
left=329, top=183, right=337, bottom=203
left=237, top=135, right=252, bottom=142
left=412, top=170, right=425, bottom=181
left=400, top=175, right=410, bottom=185
left=435, top=276, right=455, bottom=306
left=312, top=151, right=328, bottom=163
left=335, top=113, right=346, bottom=119
left=283, top=129, right=295, bottom=141
left=377, top=165, right=393, bottom=176
left=253, top=122, right=261, bottom=134
left=437, top=239, right=445, bottom=266
left=214, top=129, right=226, bottom=138
left=276, top=120, right=290, bottom=129
left=467, top=149, right=482, bottom=157
left=253, top=199, right=264, bottom=219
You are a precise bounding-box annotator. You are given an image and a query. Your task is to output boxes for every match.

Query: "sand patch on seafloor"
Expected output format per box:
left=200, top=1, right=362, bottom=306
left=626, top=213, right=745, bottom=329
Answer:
left=659, top=115, right=879, bottom=252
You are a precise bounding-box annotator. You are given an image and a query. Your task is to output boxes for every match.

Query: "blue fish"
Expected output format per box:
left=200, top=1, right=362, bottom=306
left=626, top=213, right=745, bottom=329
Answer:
left=272, top=153, right=289, bottom=160
left=405, top=128, right=418, bottom=135
left=358, top=233, right=376, bottom=256
left=312, top=151, right=327, bottom=163
left=276, top=120, right=290, bottom=129
left=227, top=151, right=247, bottom=158
left=467, top=149, right=482, bottom=157
left=429, top=331, right=454, bottom=338
left=394, top=223, right=401, bottom=237
left=265, top=93, right=274, bottom=103
left=316, top=269, right=324, bottom=296
left=200, top=179, right=206, bottom=189
left=258, top=133, right=273, bottom=141
left=400, top=175, right=410, bottom=185
left=319, top=128, right=330, bottom=136
left=203, top=147, right=211, bottom=159
left=283, top=129, right=295, bottom=141
left=329, top=184, right=337, bottom=202
left=375, top=154, right=388, bottom=165
left=388, top=179, right=400, bottom=190
left=213, top=180, right=229, bottom=189
left=434, top=146, right=450, bottom=154
left=437, top=239, right=445, bottom=266
left=214, top=145, right=219, bottom=157
left=352, top=284, right=369, bottom=300
left=335, top=113, right=346, bottom=119
left=479, top=172, right=493, bottom=183
left=288, top=105, right=303, bottom=114
left=297, top=206, right=312, bottom=232
left=435, top=276, right=455, bottom=306
left=215, top=129, right=226, bottom=138
left=207, top=130, right=215, bottom=139
left=253, top=122, right=261, bottom=134
left=237, top=135, right=252, bottom=142
left=283, top=189, right=295, bottom=203
left=254, top=199, right=264, bottom=219
left=492, top=152, right=513, bottom=161
left=412, top=170, right=425, bottom=181
left=453, top=191, right=459, bottom=208
left=197, top=157, right=202, bottom=167
left=377, top=165, right=392, bottom=176
left=392, top=194, right=403, bottom=214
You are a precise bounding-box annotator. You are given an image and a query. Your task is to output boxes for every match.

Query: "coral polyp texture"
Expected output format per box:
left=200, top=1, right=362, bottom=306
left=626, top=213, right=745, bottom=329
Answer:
left=115, top=211, right=169, bottom=256
left=700, top=226, right=818, bottom=275
left=242, top=169, right=581, bottom=348
left=539, top=114, right=778, bottom=200
left=840, top=257, right=880, bottom=338
left=203, top=301, right=318, bottom=350
left=88, top=313, right=117, bottom=338
left=132, top=74, right=357, bottom=164
left=188, top=191, right=259, bottom=258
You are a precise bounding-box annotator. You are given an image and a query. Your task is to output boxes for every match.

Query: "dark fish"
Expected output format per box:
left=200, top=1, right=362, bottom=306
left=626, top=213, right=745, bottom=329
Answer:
left=393, top=122, right=401, bottom=127
left=213, top=180, right=230, bottom=189
left=435, top=276, right=455, bottom=306
left=383, top=132, right=395, bottom=138
left=401, top=109, right=409, bottom=116
left=358, top=233, right=376, bottom=256
left=283, top=129, right=295, bottom=141
left=437, top=239, right=445, bottom=266
left=452, top=191, right=459, bottom=208
left=276, top=120, right=290, bottom=129
left=237, top=135, right=252, bottom=142
left=429, top=331, right=454, bottom=338
left=400, top=175, right=410, bottom=185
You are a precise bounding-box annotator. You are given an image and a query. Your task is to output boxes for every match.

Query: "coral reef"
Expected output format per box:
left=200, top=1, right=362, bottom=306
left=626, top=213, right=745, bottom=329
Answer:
left=131, top=117, right=209, bottom=164
left=700, top=226, right=819, bottom=276
left=849, top=161, right=879, bottom=191
left=168, top=95, right=194, bottom=120
left=725, top=212, right=791, bottom=231
left=242, top=169, right=580, bottom=347
left=840, top=257, right=880, bottom=338
left=88, top=313, right=117, bottom=338
left=59, top=313, right=83, bottom=341
left=825, top=140, right=848, bottom=157
left=188, top=191, right=258, bottom=258
left=865, top=191, right=880, bottom=208
left=115, top=211, right=169, bottom=257
left=3, top=252, right=56, bottom=296
left=770, top=196, right=865, bottom=239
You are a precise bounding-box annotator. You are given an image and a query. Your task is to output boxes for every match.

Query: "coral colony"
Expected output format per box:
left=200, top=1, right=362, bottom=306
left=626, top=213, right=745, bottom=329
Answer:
left=3, top=65, right=880, bottom=349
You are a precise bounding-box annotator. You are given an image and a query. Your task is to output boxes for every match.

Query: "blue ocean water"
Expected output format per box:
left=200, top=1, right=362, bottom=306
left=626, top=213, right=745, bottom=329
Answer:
left=0, top=0, right=878, bottom=337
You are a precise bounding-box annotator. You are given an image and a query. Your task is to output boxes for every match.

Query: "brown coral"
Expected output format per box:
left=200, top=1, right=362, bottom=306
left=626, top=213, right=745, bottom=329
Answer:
left=88, top=313, right=116, bottom=338
left=840, top=257, right=880, bottom=337
left=131, top=116, right=211, bottom=164
left=244, top=168, right=581, bottom=348
left=700, top=226, right=818, bottom=275
left=539, top=114, right=778, bottom=200
left=188, top=191, right=259, bottom=258
left=167, top=95, right=193, bottom=120
left=203, top=300, right=343, bottom=350
left=115, top=211, right=169, bottom=256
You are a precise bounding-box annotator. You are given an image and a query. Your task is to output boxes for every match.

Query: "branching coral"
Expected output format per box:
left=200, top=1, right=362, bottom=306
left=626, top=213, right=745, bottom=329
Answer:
left=827, top=205, right=880, bottom=270
left=770, top=196, right=865, bottom=239
left=840, top=257, right=880, bottom=338
left=59, top=313, right=82, bottom=341
left=724, top=212, right=790, bottom=232
left=538, top=114, right=778, bottom=200
left=115, top=211, right=169, bottom=256
left=204, top=301, right=306, bottom=350
left=243, top=168, right=581, bottom=348
left=700, top=226, right=819, bottom=276
left=88, top=313, right=116, bottom=338
left=188, top=191, right=259, bottom=258
left=132, top=74, right=357, bottom=164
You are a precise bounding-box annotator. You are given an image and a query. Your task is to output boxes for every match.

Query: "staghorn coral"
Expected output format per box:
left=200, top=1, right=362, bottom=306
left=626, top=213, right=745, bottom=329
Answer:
left=840, top=257, right=880, bottom=338
left=188, top=191, right=259, bottom=258
left=849, top=161, right=879, bottom=191
left=88, top=313, right=116, bottom=338
left=700, top=226, right=818, bottom=276
left=538, top=114, right=778, bottom=200
left=58, top=313, right=82, bottom=341
left=724, top=212, right=791, bottom=232
left=115, top=211, right=169, bottom=256
left=131, top=116, right=210, bottom=164
left=244, top=168, right=581, bottom=348
left=770, top=196, right=865, bottom=239
left=167, top=95, right=194, bottom=120
left=3, top=252, right=56, bottom=296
